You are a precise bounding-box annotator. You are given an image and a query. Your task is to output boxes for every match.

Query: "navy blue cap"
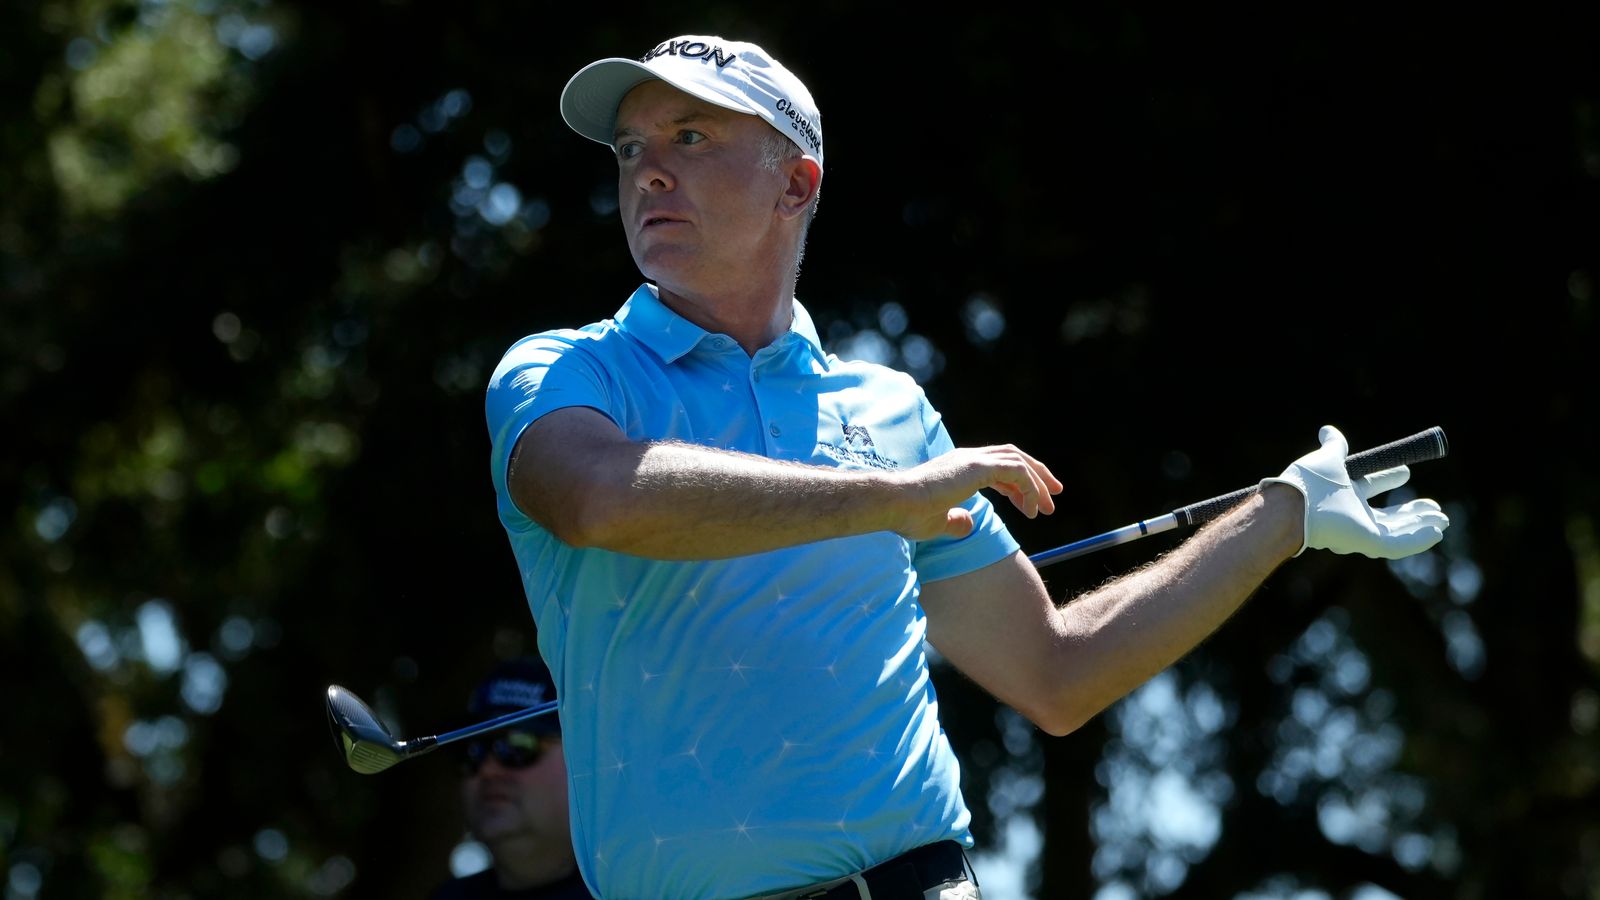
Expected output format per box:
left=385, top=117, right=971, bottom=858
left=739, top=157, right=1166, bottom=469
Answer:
left=467, top=656, right=560, bottom=734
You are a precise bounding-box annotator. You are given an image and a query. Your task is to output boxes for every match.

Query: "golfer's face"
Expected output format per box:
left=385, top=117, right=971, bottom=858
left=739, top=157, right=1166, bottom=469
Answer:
left=613, top=81, right=786, bottom=290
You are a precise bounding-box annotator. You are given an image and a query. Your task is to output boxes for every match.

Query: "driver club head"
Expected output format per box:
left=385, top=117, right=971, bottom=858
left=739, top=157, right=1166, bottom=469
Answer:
left=325, top=685, right=407, bottom=774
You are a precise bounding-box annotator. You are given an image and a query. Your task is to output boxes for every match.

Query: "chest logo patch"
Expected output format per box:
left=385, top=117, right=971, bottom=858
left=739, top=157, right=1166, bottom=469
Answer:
left=818, top=423, right=899, bottom=470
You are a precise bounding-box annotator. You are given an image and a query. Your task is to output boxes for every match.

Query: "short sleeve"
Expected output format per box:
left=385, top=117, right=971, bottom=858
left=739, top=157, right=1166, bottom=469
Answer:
left=485, top=331, right=618, bottom=531
left=908, top=388, right=1021, bottom=583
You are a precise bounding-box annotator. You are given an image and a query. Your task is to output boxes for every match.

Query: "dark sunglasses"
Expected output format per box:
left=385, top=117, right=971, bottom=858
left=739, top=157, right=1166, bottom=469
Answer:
left=461, top=730, right=550, bottom=775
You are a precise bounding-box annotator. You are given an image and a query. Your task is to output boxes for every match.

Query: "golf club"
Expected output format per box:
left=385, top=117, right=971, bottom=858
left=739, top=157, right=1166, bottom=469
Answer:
left=1027, top=426, right=1449, bottom=568
left=326, top=684, right=558, bottom=774
left=327, top=425, right=1448, bottom=773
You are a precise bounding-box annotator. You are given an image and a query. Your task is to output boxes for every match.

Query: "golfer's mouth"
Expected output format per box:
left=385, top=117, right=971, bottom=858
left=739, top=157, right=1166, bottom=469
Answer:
left=640, top=214, right=685, bottom=229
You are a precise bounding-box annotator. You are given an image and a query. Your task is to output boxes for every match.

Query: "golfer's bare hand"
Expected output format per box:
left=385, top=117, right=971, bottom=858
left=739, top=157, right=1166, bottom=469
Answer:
left=891, top=445, right=1062, bottom=541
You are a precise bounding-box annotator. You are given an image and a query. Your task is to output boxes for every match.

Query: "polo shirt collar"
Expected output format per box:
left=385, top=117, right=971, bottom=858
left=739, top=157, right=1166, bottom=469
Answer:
left=614, top=283, right=827, bottom=365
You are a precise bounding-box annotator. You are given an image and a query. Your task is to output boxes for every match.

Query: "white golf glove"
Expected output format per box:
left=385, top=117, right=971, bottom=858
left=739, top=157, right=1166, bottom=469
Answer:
left=1262, top=425, right=1450, bottom=559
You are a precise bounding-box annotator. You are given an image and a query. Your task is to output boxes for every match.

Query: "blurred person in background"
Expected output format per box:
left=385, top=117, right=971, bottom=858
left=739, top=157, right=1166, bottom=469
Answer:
left=429, top=657, right=590, bottom=899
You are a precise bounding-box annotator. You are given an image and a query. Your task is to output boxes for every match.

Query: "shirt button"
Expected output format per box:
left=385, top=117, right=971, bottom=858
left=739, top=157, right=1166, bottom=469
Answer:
left=769, top=424, right=781, bottom=437
left=712, top=338, right=727, bottom=349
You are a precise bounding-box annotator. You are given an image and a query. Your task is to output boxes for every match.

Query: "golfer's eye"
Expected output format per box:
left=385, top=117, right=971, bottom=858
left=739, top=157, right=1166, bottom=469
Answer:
left=679, top=130, right=706, bottom=146
left=615, top=141, right=643, bottom=161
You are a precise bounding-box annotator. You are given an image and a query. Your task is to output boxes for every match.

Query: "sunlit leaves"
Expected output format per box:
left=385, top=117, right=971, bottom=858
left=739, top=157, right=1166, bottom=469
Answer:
left=41, top=0, right=270, bottom=217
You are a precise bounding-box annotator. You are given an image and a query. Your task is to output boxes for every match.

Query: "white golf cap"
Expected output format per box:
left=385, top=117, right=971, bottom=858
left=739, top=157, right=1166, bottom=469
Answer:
left=560, top=35, right=824, bottom=168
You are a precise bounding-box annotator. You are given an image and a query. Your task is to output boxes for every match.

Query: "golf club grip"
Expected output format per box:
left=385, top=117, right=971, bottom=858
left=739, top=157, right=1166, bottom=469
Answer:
left=1172, top=426, right=1449, bottom=528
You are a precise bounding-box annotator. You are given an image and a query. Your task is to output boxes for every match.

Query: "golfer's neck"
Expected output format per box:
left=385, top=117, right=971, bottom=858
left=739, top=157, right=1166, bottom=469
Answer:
left=656, top=278, right=795, bottom=356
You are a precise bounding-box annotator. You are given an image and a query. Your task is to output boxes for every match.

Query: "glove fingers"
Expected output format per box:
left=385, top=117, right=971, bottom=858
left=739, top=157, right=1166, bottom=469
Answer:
left=1290, top=425, right=1354, bottom=488
left=1357, top=465, right=1412, bottom=499
left=1374, top=505, right=1451, bottom=538
left=1368, top=526, right=1446, bottom=559
left=1375, top=498, right=1445, bottom=518
left=1317, top=425, right=1349, bottom=459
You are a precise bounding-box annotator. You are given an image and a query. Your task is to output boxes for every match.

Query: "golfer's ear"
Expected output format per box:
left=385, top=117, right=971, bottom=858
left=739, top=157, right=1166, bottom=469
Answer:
left=777, top=156, right=821, bottom=219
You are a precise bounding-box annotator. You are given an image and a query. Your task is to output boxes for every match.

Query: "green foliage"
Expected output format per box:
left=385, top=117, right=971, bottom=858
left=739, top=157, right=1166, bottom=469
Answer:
left=39, top=0, right=254, bottom=218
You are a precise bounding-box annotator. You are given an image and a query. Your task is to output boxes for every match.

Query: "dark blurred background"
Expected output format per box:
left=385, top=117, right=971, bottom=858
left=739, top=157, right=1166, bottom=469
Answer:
left=3, top=2, right=1597, bottom=898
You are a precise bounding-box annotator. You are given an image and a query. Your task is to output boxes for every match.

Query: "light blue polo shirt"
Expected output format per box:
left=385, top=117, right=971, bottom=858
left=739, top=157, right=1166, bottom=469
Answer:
left=485, top=284, right=1020, bottom=900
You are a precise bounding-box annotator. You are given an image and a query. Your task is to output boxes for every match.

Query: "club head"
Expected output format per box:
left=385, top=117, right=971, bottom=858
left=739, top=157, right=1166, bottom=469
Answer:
left=325, top=685, right=406, bottom=774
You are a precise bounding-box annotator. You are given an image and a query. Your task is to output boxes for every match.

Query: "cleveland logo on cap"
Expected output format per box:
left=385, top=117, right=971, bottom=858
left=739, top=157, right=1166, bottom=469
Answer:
left=776, top=98, right=821, bottom=154
left=641, top=39, right=738, bottom=69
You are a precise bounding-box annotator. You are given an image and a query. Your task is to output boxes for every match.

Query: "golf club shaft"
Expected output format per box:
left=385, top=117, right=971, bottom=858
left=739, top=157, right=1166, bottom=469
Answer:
left=387, top=699, right=561, bottom=764
left=428, top=699, right=560, bottom=748
left=1027, top=426, right=1448, bottom=569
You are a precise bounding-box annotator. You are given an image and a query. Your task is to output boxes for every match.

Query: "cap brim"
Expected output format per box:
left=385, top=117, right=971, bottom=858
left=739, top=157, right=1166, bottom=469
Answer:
left=560, top=58, right=657, bottom=146
left=559, top=57, right=764, bottom=148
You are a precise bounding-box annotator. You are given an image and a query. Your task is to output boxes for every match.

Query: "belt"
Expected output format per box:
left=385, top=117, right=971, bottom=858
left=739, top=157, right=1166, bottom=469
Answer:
left=786, top=840, right=970, bottom=900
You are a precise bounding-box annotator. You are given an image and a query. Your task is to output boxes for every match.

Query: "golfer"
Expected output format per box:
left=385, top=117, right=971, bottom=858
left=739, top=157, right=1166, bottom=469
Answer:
left=484, top=34, right=1449, bottom=900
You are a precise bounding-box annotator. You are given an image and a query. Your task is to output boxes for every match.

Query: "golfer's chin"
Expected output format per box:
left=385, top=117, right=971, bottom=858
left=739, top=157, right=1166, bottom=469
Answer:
left=630, top=241, right=702, bottom=286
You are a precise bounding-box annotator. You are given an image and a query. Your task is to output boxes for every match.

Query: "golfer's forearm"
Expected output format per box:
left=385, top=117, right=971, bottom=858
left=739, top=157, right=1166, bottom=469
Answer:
left=562, top=439, right=902, bottom=558
left=1051, top=488, right=1301, bottom=721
